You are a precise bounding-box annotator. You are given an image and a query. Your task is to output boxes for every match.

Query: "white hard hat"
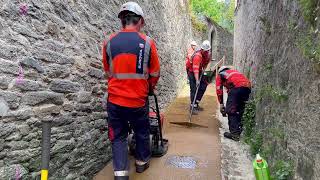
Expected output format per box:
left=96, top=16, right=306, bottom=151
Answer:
left=201, top=40, right=211, bottom=51
left=191, top=41, right=198, bottom=46
left=218, top=66, right=231, bottom=73
left=118, top=2, right=144, bottom=19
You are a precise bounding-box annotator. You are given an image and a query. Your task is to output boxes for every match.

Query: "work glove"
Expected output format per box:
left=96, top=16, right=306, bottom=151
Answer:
left=220, top=105, right=227, bottom=117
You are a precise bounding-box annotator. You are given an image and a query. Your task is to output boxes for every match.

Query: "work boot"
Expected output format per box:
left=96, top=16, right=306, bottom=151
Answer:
left=114, top=176, right=129, bottom=180
left=135, top=160, right=150, bottom=173
left=224, top=132, right=240, bottom=141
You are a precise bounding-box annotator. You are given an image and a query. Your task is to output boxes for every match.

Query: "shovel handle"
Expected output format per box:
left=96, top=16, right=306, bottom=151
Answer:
left=189, top=70, right=205, bottom=122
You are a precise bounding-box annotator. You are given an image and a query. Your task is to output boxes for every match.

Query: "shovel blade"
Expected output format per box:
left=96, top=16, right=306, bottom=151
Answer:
left=169, top=121, right=208, bottom=128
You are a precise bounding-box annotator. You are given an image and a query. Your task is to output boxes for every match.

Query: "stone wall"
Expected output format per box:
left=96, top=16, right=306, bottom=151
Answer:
left=234, top=0, right=320, bottom=179
left=207, top=18, right=233, bottom=64
left=0, top=0, right=202, bottom=179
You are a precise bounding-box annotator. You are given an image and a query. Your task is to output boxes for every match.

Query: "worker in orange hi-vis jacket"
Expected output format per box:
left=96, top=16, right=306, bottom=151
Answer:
left=185, top=41, right=198, bottom=70
left=216, top=66, right=251, bottom=141
left=187, top=40, right=211, bottom=114
left=101, top=2, right=160, bottom=180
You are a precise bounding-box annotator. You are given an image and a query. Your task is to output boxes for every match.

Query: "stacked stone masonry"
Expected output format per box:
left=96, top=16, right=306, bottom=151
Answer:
left=234, top=0, right=320, bottom=179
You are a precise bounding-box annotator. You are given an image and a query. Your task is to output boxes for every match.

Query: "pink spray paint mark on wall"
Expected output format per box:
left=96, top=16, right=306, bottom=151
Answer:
left=15, top=165, right=21, bottom=180
left=19, top=3, right=28, bottom=16
left=15, top=65, right=25, bottom=85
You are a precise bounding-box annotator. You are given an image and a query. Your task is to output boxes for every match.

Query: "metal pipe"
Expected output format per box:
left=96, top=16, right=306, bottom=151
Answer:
left=41, top=121, right=51, bottom=180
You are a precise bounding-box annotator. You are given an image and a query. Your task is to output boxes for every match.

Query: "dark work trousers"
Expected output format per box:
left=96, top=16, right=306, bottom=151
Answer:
left=107, top=101, right=151, bottom=172
left=226, top=87, right=251, bottom=135
left=187, top=71, right=197, bottom=105
left=196, top=76, right=208, bottom=104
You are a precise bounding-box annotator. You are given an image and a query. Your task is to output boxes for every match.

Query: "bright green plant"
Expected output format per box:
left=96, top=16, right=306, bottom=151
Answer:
left=190, top=0, right=235, bottom=32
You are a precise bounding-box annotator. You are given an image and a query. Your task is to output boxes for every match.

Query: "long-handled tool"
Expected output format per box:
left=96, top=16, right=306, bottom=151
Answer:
left=170, top=71, right=208, bottom=128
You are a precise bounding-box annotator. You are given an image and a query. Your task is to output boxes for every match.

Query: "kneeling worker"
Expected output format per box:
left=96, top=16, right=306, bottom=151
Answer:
left=102, top=2, right=160, bottom=180
left=216, top=66, right=251, bottom=141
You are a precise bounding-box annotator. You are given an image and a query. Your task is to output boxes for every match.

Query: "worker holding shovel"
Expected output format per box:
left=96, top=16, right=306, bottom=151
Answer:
left=216, top=66, right=251, bottom=141
left=187, top=40, right=211, bottom=114
left=102, top=2, right=160, bottom=180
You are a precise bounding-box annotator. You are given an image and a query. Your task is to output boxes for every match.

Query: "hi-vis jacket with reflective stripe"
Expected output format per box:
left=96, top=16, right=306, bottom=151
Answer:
left=216, top=69, right=251, bottom=104
left=187, top=50, right=211, bottom=74
left=186, top=50, right=202, bottom=74
left=102, top=29, right=160, bottom=108
left=185, top=47, right=195, bottom=70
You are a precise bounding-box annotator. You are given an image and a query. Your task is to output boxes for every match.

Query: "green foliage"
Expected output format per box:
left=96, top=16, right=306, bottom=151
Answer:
left=260, top=144, right=272, bottom=159
left=271, top=160, right=294, bottom=180
left=297, top=31, right=320, bottom=65
left=256, top=85, right=288, bottom=103
left=248, top=132, right=263, bottom=155
left=264, top=63, right=273, bottom=71
left=242, top=100, right=256, bottom=142
left=296, top=0, right=320, bottom=68
left=190, top=0, right=235, bottom=32
left=190, top=14, right=207, bottom=32
left=242, top=99, right=264, bottom=155
left=299, top=0, right=319, bottom=27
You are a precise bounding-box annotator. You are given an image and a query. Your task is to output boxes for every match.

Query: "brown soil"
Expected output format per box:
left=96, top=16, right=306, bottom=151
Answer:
left=94, top=85, right=221, bottom=180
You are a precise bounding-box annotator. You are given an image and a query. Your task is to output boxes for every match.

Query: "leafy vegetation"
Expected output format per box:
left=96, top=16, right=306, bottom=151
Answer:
left=242, top=99, right=256, bottom=142
left=295, top=0, right=320, bottom=69
left=190, top=13, right=207, bottom=32
left=297, top=30, right=320, bottom=65
left=299, top=0, right=319, bottom=27
left=189, top=0, right=235, bottom=32
left=271, top=160, right=294, bottom=180
left=242, top=99, right=263, bottom=155
left=256, top=85, right=288, bottom=103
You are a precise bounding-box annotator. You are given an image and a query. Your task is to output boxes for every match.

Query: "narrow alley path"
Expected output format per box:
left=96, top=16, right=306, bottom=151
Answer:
left=94, top=85, right=221, bottom=180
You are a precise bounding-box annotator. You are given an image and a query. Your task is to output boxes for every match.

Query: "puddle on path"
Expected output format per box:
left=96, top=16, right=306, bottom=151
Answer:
left=165, top=155, right=197, bottom=169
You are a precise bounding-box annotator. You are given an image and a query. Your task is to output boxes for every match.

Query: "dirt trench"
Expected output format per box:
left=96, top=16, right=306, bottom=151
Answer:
left=94, top=85, right=221, bottom=180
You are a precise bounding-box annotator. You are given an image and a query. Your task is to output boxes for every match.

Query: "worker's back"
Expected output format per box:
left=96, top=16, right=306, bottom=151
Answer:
left=219, top=69, right=251, bottom=89
left=103, top=29, right=158, bottom=108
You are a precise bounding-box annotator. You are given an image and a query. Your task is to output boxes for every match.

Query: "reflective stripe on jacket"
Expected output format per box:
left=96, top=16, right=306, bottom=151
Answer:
left=102, top=29, right=160, bottom=108
left=215, top=69, right=251, bottom=104
left=186, top=47, right=195, bottom=71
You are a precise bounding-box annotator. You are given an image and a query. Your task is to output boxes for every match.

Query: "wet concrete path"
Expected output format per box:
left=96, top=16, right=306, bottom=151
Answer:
left=94, top=85, right=221, bottom=180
